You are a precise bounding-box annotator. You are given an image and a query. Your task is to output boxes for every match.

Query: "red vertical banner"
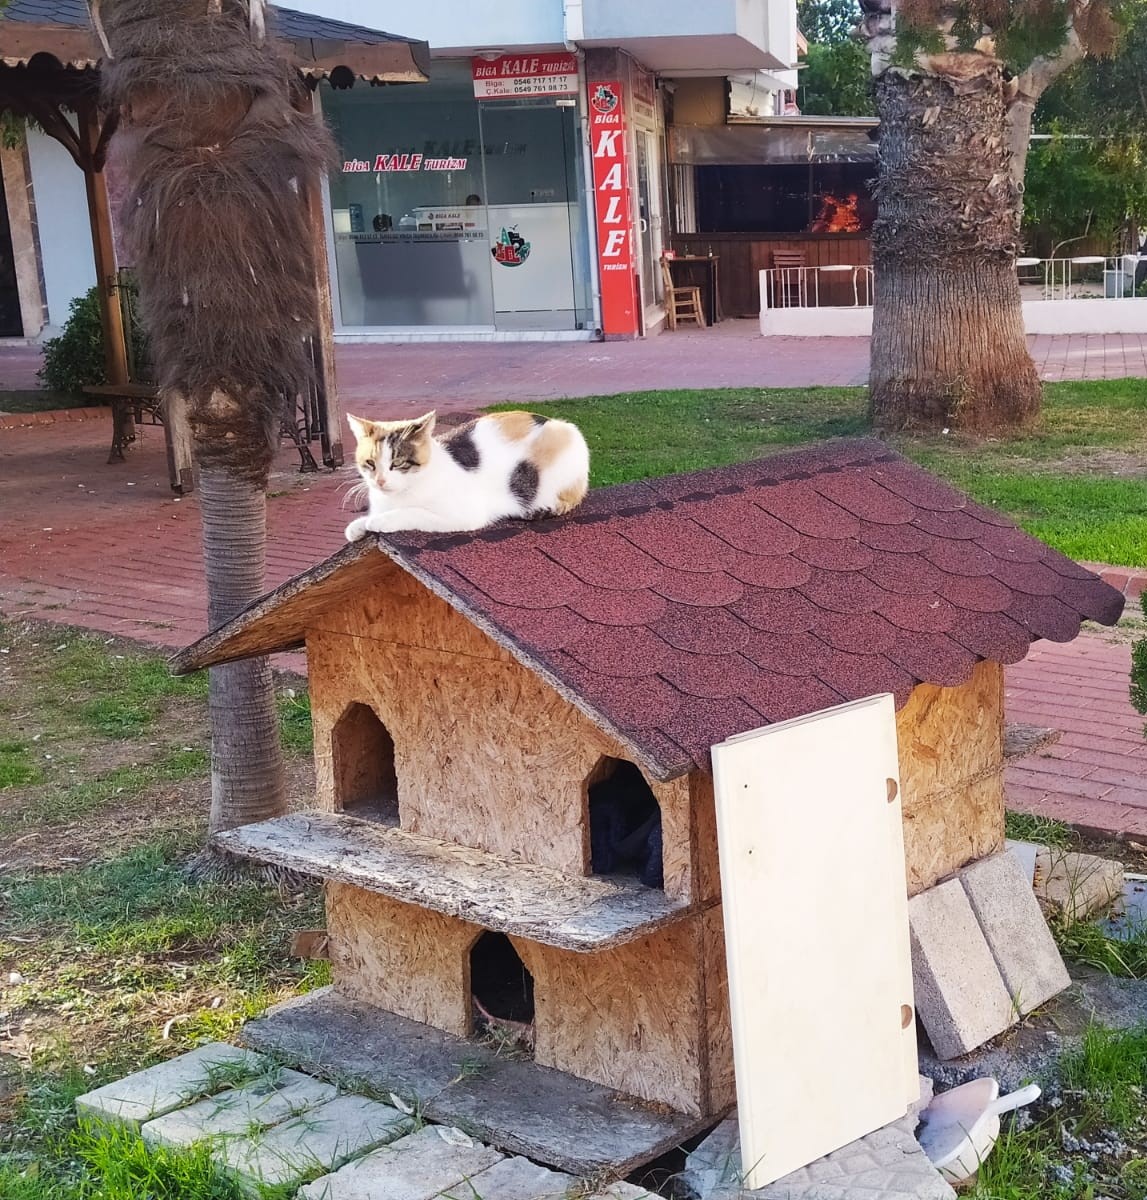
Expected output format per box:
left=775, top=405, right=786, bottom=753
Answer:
left=588, top=81, right=639, bottom=337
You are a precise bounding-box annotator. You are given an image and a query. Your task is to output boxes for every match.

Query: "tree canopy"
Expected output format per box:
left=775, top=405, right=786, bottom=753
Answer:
left=797, top=0, right=862, bottom=44
left=799, top=41, right=876, bottom=114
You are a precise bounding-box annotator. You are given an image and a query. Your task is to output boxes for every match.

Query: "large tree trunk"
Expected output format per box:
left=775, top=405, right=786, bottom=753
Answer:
left=869, top=67, right=1042, bottom=433
left=199, top=457, right=286, bottom=836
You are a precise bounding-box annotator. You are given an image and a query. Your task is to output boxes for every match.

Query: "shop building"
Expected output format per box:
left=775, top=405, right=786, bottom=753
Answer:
left=297, top=0, right=799, bottom=339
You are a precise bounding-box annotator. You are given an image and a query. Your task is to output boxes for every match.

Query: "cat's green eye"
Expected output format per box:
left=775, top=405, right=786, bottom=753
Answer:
left=363, top=459, right=375, bottom=471
left=394, top=460, right=414, bottom=471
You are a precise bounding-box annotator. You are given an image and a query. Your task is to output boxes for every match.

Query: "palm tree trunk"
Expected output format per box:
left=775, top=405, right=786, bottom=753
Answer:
left=869, top=67, right=1041, bottom=434
left=199, top=455, right=286, bottom=836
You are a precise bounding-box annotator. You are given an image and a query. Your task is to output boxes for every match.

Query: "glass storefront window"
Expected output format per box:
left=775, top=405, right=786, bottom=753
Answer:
left=322, top=62, right=592, bottom=332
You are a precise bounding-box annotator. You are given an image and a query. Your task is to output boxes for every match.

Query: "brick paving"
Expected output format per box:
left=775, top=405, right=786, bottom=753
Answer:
left=1, top=327, right=1145, bottom=838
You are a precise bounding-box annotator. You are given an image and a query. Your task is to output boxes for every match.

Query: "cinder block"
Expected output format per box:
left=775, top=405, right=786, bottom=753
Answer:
left=74, top=1043, right=265, bottom=1130
left=1035, top=848, right=1123, bottom=921
left=678, top=1111, right=955, bottom=1200
left=217, top=1094, right=414, bottom=1193
left=960, top=852, right=1071, bottom=1016
left=141, top=1068, right=336, bottom=1148
left=908, top=879, right=1017, bottom=1060
left=450, top=1155, right=576, bottom=1199
left=298, top=1125, right=503, bottom=1200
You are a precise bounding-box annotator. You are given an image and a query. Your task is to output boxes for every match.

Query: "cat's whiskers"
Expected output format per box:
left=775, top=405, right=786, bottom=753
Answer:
left=338, top=478, right=372, bottom=511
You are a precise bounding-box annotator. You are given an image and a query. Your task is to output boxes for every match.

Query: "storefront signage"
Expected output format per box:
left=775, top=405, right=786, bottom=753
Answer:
left=472, top=53, right=579, bottom=99
left=630, top=65, right=656, bottom=127
left=492, top=226, right=531, bottom=267
left=589, top=81, right=638, bottom=337
left=341, top=155, right=468, bottom=173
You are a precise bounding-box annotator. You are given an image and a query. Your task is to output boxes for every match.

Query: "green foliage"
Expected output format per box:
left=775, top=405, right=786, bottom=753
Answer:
left=1023, top=129, right=1147, bottom=252
left=1131, top=593, right=1147, bottom=716
left=1054, top=914, right=1147, bottom=980
left=0, top=739, right=41, bottom=789
left=277, top=692, right=313, bottom=755
left=1005, top=810, right=1075, bottom=848
left=797, top=0, right=862, bottom=44
left=799, top=41, right=876, bottom=115
left=1061, top=1024, right=1147, bottom=1132
left=38, top=284, right=148, bottom=394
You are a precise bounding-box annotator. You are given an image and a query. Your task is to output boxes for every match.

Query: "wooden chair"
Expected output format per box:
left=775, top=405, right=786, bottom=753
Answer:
left=771, top=249, right=808, bottom=308
left=660, top=256, right=706, bottom=330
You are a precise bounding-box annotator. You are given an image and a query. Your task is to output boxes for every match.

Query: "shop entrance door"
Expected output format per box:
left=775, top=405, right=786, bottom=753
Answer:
left=476, top=100, right=590, bottom=332
left=635, top=130, right=663, bottom=318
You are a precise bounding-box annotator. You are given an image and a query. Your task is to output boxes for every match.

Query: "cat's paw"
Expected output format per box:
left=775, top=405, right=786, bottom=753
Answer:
left=344, top=517, right=372, bottom=542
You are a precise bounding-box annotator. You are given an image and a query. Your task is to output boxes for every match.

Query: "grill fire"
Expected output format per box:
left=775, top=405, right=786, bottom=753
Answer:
left=810, top=192, right=862, bottom=234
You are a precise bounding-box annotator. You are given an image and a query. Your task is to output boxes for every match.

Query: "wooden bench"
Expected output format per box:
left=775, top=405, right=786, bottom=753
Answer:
left=82, top=380, right=194, bottom=495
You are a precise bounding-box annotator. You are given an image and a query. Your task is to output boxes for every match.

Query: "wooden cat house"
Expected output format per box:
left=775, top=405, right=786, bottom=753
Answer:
left=174, top=438, right=1123, bottom=1177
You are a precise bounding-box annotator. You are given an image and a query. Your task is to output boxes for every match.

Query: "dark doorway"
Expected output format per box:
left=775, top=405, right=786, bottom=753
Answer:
left=469, top=932, right=534, bottom=1026
left=587, top=758, right=663, bottom=888
left=0, top=159, right=23, bottom=337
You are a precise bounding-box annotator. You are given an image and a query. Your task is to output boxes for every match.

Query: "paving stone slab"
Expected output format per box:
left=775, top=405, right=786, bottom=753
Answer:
left=679, top=1112, right=955, bottom=1200
left=298, top=1125, right=504, bottom=1200
left=909, top=878, right=1017, bottom=1060
left=1005, top=839, right=1040, bottom=886
left=74, top=1042, right=265, bottom=1130
left=141, top=1068, right=337, bottom=1149
left=1035, top=848, right=1123, bottom=921
left=216, top=1093, right=413, bottom=1194
left=960, top=851, right=1070, bottom=1016
left=442, top=1154, right=576, bottom=1199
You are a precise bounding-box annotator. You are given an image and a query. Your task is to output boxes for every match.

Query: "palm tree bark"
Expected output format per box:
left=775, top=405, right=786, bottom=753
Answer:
left=199, top=456, right=285, bottom=836
left=869, top=67, right=1041, bottom=433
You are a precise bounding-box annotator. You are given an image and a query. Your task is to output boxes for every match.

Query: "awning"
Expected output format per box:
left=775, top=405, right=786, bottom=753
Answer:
left=669, top=122, right=878, bottom=166
left=0, top=0, right=430, bottom=84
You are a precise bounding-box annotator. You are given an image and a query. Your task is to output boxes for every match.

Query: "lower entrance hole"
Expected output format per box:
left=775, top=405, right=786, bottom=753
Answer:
left=469, top=932, right=535, bottom=1056
left=588, top=758, right=663, bottom=888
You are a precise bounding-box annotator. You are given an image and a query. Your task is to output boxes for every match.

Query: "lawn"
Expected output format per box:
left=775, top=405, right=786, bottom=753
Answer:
left=496, top=378, right=1147, bottom=567
left=0, top=624, right=324, bottom=1199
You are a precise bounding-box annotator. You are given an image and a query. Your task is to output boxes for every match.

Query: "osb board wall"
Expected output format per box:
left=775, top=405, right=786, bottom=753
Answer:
left=305, top=570, right=696, bottom=902
left=516, top=915, right=713, bottom=1116
left=896, top=660, right=1006, bottom=895
left=327, top=882, right=479, bottom=1037
left=325, top=880, right=719, bottom=1117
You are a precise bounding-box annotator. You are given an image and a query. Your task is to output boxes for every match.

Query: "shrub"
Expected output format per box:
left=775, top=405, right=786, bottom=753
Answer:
left=38, top=283, right=149, bottom=393
left=1132, top=593, right=1147, bottom=717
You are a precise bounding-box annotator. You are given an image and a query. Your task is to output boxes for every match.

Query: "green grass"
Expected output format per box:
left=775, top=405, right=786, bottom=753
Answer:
left=1062, top=1024, right=1147, bottom=1132
left=1005, top=810, right=1076, bottom=849
left=0, top=740, right=42, bottom=789
left=0, top=389, right=90, bottom=414
left=276, top=692, right=313, bottom=755
left=1055, top=916, right=1147, bottom=981
left=496, top=378, right=1147, bottom=565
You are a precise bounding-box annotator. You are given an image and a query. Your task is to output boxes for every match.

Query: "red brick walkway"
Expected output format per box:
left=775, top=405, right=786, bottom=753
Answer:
left=2, top=329, right=1144, bottom=838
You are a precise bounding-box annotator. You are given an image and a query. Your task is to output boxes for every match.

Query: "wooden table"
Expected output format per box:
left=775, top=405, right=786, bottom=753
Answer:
left=667, top=255, right=721, bottom=325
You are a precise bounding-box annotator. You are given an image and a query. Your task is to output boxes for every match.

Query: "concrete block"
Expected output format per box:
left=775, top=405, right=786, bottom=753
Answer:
left=298, top=1125, right=503, bottom=1200
left=446, top=1155, right=576, bottom=1199
left=1005, top=839, right=1040, bottom=886
left=960, top=851, right=1071, bottom=1016
left=679, top=1112, right=955, bottom=1200
left=909, top=879, right=1017, bottom=1060
left=217, top=1094, right=413, bottom=1193
left=1036, top=848, right=1123, bottom=921
left=141, top=1068, right=336, bottom=1149
left=591, top=1184, right=659, bottom=1199
left=74, top=1042, right=265, bottom=1130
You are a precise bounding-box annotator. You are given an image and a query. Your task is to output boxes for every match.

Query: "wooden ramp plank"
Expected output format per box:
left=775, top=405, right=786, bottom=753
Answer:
left=216, top=812, right=689, bottom=951
left=239, top=988, right=710, bottom=1177
left=712, top=695, right=916, bottom=1190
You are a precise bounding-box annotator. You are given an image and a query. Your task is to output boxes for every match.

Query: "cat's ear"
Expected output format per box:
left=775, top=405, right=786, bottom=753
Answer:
left=409, top=411, right=437, bottom=438
left=346, top=413, right=372, bottom=441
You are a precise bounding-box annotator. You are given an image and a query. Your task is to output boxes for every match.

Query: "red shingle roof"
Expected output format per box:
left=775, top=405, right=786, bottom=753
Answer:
left=377, top=439, right=1123, bottom=778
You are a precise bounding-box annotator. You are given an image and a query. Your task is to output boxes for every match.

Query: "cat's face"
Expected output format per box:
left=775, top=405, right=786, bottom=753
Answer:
left=346, top=412, right=436, bottom=496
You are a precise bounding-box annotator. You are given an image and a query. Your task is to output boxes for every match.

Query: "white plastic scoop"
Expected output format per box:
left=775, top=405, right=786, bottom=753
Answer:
left=917, top=1078, right=1042, bottom=1184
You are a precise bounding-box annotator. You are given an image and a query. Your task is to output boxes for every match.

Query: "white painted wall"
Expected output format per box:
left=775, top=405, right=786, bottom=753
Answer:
left=758, top=272, right=1147, bottom=336
left=25, top=126, right=95, bottom=329
left=281, top=0, right=565, bottom=52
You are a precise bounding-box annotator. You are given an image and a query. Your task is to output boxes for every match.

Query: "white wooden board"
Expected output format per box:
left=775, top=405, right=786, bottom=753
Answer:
left=711, top=694, right=917, bottom=1190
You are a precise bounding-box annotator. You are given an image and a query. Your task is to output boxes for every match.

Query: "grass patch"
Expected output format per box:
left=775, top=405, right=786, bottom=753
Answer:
left=0, top=740, right=42, bottom=790
left=1054, top=917, right=1147, bottom=981
left=498, top=379, right=1147, bottom=565
left=1061, top=1024, right=1147, bottom=1133
left=1005, top=810, right=1076, bottom=849
left=277, top=693, right=313, bottom=756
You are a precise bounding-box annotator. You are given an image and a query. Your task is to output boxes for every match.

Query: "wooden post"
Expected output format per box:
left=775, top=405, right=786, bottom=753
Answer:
left=79, top=101, right=128, bottom=386
left=307, top=89, right=342, bottom=467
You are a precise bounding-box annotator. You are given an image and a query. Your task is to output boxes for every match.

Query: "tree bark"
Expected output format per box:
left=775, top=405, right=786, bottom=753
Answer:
left=198, top=458, right=286, bottom=836
left=870, top=67, right=1042, bottom=433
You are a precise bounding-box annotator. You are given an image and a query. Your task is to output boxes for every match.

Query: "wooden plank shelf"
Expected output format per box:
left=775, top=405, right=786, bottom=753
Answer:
left=216, top=811, right=691, bottom=951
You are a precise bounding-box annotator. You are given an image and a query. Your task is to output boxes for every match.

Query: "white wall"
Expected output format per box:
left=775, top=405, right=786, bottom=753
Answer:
left=282, top=0, right=565, bottom=53
left=25, top=126, right=95, bottom=328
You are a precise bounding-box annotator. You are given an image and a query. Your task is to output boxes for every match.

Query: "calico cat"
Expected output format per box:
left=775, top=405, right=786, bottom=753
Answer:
left=344, top=410, right=590, bottom=539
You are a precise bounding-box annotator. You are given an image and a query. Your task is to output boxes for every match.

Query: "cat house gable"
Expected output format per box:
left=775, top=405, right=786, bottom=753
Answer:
left=172, top=439, right=1123, bottom=1140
